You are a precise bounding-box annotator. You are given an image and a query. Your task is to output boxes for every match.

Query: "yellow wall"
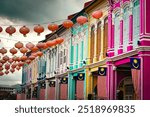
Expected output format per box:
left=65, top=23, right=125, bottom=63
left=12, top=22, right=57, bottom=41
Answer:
left=85, top=0, right=108, bottom=99
left=86, top=0, right=108, bottom=64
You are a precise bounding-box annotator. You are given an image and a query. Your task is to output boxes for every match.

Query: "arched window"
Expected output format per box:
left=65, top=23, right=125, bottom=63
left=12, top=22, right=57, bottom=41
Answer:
left=114, top=11, right=120, bottom=55
left=104, top=17, right=108, bottom=58
left=97, top=21, right=101, bottom=60
left=123, top=5, right=130, bottom=52
left=133, top=0, right=140, bottom=48
left=90, top=25, right=95, bottom=63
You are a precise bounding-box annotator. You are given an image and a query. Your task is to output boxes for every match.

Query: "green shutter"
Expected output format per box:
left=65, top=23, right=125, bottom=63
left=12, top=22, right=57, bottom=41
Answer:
left=123, top=7, right=129, bottom=52
left=133, top=0, right=140, bottom=48
left=114, top=13, right=120, bottom=55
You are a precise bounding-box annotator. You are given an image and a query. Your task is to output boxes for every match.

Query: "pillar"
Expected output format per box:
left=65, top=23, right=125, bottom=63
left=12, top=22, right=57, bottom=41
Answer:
left=138, top=47, right=150, bottom=99
left=118, top=9, right=123, bottom=54
left=93, top=25, right=98, bottom=62
left=107, top=6, right=114, bottom=57
left=107, top=61, right=116, bottom=100
left=140, top=0, right=150, bottom=46
left=100, top=20, right=104, bottom=60
left=127, top=2, right=133, bottom=51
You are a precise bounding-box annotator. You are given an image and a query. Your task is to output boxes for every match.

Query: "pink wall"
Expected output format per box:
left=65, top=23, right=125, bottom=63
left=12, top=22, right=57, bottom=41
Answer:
left=21, top=93, right=25, bottom=100
left=60, top=84, right=68, bottom=100
left=141, top=55, right=150, bottom=99
left=39, top=89, right=45, bottom=100
left=48, top=87, right=55, bottom=100
left=97, top=76, right=107, bottom=99
left=76, top=81, right=84, bottom=100
left=17, top=94, right=21, bottom=100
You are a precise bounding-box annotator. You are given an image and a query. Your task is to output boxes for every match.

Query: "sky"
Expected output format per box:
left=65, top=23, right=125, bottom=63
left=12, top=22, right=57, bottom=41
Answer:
left=0, top=0, right=90, bottom=86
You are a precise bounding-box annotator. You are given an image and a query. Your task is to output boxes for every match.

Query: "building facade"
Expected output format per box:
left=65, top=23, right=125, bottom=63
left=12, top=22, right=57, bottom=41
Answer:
left=107, top=0, right=150, bottom=100
left=19, top=0, right=150, bottom=100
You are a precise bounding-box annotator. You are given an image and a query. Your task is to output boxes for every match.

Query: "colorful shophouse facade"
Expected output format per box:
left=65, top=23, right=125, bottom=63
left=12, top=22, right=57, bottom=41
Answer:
left=19, top=0, right=150, bottom=100
left=107, top=0, right=150, bottom=100
left=85, top=0, right=108, bottom=100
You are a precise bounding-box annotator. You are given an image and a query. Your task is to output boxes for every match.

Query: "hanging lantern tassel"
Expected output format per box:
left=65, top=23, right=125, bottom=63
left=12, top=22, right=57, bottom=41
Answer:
left=34, top=24, right=44, bottom=36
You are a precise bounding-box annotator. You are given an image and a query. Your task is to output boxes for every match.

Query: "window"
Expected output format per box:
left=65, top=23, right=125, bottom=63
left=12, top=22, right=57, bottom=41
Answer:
left=90, top=25, right=95, bottom=63
left=123, top=6, right=129, bottom=52
left=60, top=51, right=63, bottom=65
left=97, top=21, right=101, bottom=59
left=76, top=44, right=78, bottom=65
left=114, top=12, right=120, bottom=55
left=133, top=0, right=140, bottom=48
left=104, top=17, right=108, bottom=58
left=64, top=49, right=66, bottom=63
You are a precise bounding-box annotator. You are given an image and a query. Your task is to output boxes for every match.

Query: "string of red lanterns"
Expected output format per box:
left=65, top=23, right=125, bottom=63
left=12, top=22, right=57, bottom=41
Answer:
left=0, top=11, right=103, bottom=37
left=0, top=37, right=64, bottom=76
left=0, top=10, right=103, bottom=76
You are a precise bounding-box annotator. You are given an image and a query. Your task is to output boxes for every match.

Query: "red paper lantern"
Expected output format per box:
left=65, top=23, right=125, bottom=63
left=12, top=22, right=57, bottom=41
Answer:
left=10, top=68, right=15, bottom=73
left=3, top=55, right=9, bottom=61
left=5, top=63, right=10, bottom=70
left=34, top=24, right=44, bottom=35
left=43, top=43, right=48, bottom=49
left=0, top=63, right=3, bottom=67
left=26, top=60, right=31, bottom=64
left=5, top=70, right=9, bottom=74
left=26, top=42, right=34, bottom=50
left=31, top=52, right=38, bottom=57
left=16, top=66, right=21, bottom=71
left=36, top=42, right=45, bottom=49
left=76, top=16, right=88, bottom=25
left=20, top=47, right=28, bottom=54
left=8, top=58, right=13, bottom=64
left=63, top=20, right=73, bottom=28
left=18, top=61, right=24, bottom=67
left=92, top=10, right=103, bottom=19
left=0, top=26, right=3, bottom=33
left=46, top=40, right=55, bottom=47
left=48, top=24, right=59, bottom=32
left=0, top=47, right=7, bottom=55
left=9, top=47, right=18, bottom=55
left=56, top=37, right=64, bottom=44
left=16, top=57, right=21, bottom=62
left=15, top=41, right=23, bottom=49
left=5, top=26, right=16, bottom=36
left=0, top=67, right=3, bottom=71
left=0, top=71, right=4, bottom=76
left=12, top=56, right=18, bottom=62
left=19, top=25, right=30, bottom=37
left=29, top=55, right=36, bottom=60
left=0, top=59, right=6, bottom=64
left=31, top=46, right=39, bottom=52
left=36, top=51, right=43, bottom=57
left=11, top=63, right=17, bottom=69
left=21, top=55, right=28, bottom=61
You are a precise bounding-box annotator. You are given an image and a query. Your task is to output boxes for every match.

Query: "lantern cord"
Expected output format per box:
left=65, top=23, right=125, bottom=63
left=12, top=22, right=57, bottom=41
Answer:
left=0, top=36, right=43, bottom=43
left=0, top=19, right=67, bottom=26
